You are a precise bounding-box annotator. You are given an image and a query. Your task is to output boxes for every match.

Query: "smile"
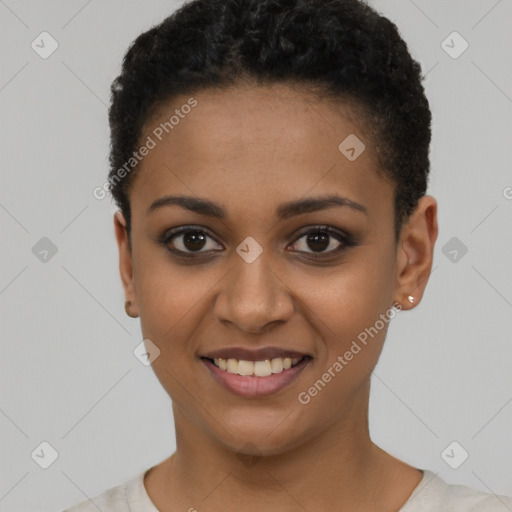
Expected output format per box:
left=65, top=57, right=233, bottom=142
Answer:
left=200, top=356, right=312, bottom=397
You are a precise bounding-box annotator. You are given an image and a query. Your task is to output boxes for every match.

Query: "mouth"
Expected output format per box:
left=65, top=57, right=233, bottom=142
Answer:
left=200, top=352, right=313, bottom=398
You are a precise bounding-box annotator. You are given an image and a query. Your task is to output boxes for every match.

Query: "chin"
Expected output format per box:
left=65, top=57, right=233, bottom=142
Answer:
left=212, top=411, right=311, bottom=457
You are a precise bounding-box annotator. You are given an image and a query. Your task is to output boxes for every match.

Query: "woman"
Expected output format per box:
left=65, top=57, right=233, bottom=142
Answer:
left=65, top=0, right=512, bottom=510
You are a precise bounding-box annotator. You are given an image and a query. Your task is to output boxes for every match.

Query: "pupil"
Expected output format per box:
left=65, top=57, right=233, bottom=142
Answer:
left=184, top=231, right=206, bottom=251
left=307, top=232, right=329, bottom=252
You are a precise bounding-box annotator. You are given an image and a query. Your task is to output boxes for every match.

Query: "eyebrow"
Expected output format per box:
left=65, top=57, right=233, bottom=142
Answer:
left=147, top=194, right=368, bottom=219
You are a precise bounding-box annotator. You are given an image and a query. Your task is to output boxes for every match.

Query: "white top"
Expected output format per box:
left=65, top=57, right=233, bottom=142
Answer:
left=62, top=468, right=512, bottom=511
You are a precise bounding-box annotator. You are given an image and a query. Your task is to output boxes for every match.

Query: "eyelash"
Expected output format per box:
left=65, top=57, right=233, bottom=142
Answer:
left=159, top=225, right=357, bottom=261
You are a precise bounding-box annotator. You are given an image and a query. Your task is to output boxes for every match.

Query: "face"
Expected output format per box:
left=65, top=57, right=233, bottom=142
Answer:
left=115, top=83, right=437, bottom=457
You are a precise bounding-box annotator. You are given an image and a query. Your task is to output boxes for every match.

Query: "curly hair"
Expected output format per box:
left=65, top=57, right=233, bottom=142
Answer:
left=107, top=0, right=432, bottom=243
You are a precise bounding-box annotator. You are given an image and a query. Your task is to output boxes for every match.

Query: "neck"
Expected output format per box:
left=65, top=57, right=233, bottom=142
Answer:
left=147, top=380, right=422, bottom=512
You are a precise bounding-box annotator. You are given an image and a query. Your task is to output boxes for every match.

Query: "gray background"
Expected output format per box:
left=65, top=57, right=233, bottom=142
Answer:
left=1, top=0, right=511, bottom=510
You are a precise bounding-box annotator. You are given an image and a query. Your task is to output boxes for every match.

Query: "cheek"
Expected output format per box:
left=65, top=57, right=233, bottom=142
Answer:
left=134, top=260, right=209, bottom=404
left=299, top=254, right=393, bottom=337
left=294, top=250, right=395, bottom=389
left=137, top=272, right=204, bottom=348
left=296, top=306, right=391, bottom=420
left=133, top=239, right=202, bottom=316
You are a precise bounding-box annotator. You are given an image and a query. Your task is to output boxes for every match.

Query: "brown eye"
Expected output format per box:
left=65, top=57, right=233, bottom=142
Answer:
left=162, top=227, right=223, bottom=257
left=178, top=230, right=208, bottom=251
left=304, top=231, right=332, bottom=252
left=289, top=226, right=354, bottom=258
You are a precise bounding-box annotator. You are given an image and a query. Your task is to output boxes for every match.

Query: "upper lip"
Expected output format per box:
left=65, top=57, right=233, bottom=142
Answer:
left=201, top=346, right=311, bottom=361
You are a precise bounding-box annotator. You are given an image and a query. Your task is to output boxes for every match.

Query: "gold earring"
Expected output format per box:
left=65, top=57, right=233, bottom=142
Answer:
left=125, top=300, right=138, bottom=318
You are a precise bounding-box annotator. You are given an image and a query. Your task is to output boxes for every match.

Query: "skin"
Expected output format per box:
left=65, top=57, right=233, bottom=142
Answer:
left=114, top=82, right=438, bottom=512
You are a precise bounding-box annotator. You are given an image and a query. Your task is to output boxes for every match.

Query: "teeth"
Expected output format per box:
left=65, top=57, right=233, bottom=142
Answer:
left=226, top=358, right=238, bottom=374
left=254, top=360, right=272, bottom=377
left=270, top=358, right=283, bottom=373
left=237, top=360, right=254, bottom=375
left=211, top=356, right=304, bottom=376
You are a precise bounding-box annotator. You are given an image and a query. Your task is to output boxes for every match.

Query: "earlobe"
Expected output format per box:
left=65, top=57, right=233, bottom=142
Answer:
left=113, top=211, right=138, bottom=316
left=393, top=196, right=438, bottom=310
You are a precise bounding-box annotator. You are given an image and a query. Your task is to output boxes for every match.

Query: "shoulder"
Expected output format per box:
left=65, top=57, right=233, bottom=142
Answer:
left=61, top=470, right=157, bottom=512
left=401, top=470, right=512, bottom=512
left=61, top=481, right=127, bottom=512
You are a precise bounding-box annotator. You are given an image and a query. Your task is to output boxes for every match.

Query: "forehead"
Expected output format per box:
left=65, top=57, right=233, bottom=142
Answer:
left=129, top=83, right=393, bottom=226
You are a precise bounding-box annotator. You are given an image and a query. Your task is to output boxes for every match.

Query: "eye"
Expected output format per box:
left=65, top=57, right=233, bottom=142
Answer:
left=159, top=224, right=356, bottom=261
left=161, top=226, right=223, bottom=258
left=288, top=226, right=354, bottom=258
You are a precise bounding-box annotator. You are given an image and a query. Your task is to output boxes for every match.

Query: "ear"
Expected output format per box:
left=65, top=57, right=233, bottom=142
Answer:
left=113, top=211, right=138, bottom=317
left=393, top=195, right=438, bottom=310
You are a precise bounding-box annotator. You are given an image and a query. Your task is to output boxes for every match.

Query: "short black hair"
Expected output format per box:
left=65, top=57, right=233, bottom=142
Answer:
left=108, top=0, right=432, bottom=243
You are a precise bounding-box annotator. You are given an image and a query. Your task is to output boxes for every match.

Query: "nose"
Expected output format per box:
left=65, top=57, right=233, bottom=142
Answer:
left=213, top=253, right=295, bottom=334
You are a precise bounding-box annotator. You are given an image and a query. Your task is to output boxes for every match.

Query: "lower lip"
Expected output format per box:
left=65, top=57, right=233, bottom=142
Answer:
left=201, top=357, right=312, bottom=398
